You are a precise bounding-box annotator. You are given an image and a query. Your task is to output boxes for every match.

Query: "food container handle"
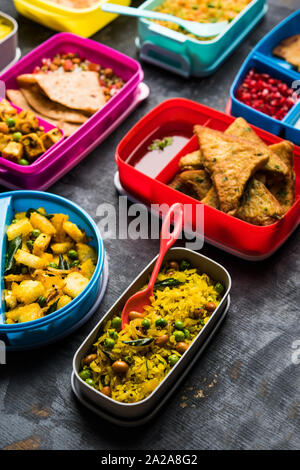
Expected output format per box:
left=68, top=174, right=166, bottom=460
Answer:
left=139, top=41, right=191, bottom=78
left=148, top=203, right=184, bottom=290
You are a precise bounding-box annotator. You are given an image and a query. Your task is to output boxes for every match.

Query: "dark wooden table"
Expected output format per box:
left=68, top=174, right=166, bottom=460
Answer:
left=0, top=0, right=299, bottom=451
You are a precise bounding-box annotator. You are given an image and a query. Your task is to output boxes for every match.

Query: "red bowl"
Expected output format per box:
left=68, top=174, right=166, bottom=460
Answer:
left=115, top=98, right=300, bottom=260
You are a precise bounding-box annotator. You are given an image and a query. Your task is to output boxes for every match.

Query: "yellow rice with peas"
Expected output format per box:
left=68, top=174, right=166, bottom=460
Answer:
left=80, top=260, right=224, bottom=403
left=153, top=0, right=252, bottom=40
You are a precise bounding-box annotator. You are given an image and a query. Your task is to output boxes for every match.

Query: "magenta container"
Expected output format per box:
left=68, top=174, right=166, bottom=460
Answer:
left=0, top=33, right=144, bottom=190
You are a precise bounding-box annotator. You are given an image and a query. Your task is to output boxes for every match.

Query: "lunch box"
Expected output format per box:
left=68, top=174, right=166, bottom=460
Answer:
left=115, top=98, right=300, bottom=260
left=0, top=190, right=106, bottom=351
left=230, top=10, right=300, bottom=146
left=0, top=11, right=18, bottom=72
left=13, top=0, right=131, bottom=38
left=72, top=247, right=231, bottom=421
left=0, top=32, right=145, bottom=190
left=136, top=0, right=267, bottom=78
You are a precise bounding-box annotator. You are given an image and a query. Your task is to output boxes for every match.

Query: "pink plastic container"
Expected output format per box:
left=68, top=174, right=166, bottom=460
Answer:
left=0, top=33, right=144, bottom=190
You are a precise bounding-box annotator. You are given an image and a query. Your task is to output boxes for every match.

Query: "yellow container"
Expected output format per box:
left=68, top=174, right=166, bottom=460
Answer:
left=13, top=0, right=132, bottom=38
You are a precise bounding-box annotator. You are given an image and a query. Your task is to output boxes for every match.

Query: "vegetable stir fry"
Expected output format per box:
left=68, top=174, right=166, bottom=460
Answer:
left=154, top=0, right=252, bottom=40
left=0, top=100, right=62, bottom=166
left=4, top=207, right=97, bottom=324
left=80, top=260, right=224, bottom=403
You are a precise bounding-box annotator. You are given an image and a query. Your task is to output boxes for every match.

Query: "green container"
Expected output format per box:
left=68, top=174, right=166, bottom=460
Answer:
left=137, top=0, right=267, bottom=77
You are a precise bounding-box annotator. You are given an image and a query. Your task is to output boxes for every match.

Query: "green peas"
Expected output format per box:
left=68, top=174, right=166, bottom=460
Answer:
left=79, top=369, right=91, bottom=381
left=21, top=266, right=28, bottom=274
left=174, top=320, right=184, bottom=330
left=70, top=260, right=80, bottom=267
left=13, top=132, right=22, bottom=142
left=104, top=338, right=115, bottom=349
left=108, top=330, right=118, bottom=340
left=85, top=378, right=95, bottom=387
left=215, top=282, right=224, bottom=294
left=11, top=218, right=17, bottom=224
left=67, top=249, right=78, bottom=260
left=168, top=354, right=180, bottom=367
left=6, top=117, right=16, bottom=128
left=37, top=296, right=46, bottom=307
left=111, top=316, right=122, bottom=330
left=142, top=319, right=151, bottom=330
left=183, top=328, right=191, bottom=339
left=32, top=229, right=41, bottom=239
left=19, top=159, right=29, bottom=166
left=123, top=356, right=133, bottom=365
left=155, top=317, right=167, bottom=328
left=49, top=262, right=58, bottom=268
left=26, top=240, right=34, bottom=250
left=174, top=330, right=185, bottom=342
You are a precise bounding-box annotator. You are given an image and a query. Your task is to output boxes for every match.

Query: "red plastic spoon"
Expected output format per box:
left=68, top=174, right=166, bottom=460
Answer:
left=121, top=203, right=184, bottom=329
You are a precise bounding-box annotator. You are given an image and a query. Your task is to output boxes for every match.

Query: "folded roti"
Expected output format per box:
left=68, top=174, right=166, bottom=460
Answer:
left=21, top=86, right=89, bottom=124
left=225, top=117, right=289, bottom=177
left=194, top=125, right=270, bottom=214
left=6, top=89, right=79, bottom=137
left=34, top=71, right=106, bottom=114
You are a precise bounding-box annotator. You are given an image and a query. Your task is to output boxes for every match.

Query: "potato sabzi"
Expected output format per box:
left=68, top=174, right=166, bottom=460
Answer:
left=0, top=99, right=62, bottom=166
left=4, top=207, right=97, bottom=324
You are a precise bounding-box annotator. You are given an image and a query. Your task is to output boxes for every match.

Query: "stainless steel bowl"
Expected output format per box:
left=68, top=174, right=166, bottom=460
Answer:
left=0, top=11, right=18, bottom=72
left=72, top=247, right=232, bottom=420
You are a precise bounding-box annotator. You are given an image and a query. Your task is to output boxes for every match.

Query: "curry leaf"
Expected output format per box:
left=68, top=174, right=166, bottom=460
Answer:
left=122, top=338, right=154, bottom=347
left=5, top=235, right=22, bottom=273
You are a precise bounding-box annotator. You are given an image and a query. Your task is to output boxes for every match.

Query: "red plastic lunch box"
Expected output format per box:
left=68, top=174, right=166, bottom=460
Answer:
left=0, top=32, right=144, bottom=190
left=115, top=98, right=300, bottom=260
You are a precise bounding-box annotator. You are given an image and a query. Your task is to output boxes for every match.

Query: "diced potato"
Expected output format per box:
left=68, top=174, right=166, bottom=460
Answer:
left=5, top=303, right=43, bottom=323
left=35, top=273, right=65, bottom=292
left=50, top=213, right=69, bottom=242
left=21, top=133, right=45, bottom=160
left=57, top=295, right=72, bottom=309
left=6, top=318, right=15, bottom=324
left=80, top=259, right=96, bottom=280
left=33, top=233, right=51, bottom=256
left=0, top=132, right=12, bottom=152
left=6, top=218, right=33, bottom=241
left=41, top=129, right=63, bottom=150
left=15, top=212, right=26, bottom=220
left=63, top=272, right=89, bottom=298
left=30, top=212, right=56, bottom=236
left=40, top=252, right=53, bottom=264
left=4, top=290, right=17, bottom=310
left=51, top=241, right=73, bottom=255
left=14, top=249, right=46, bottom=269
left=63, top=221, right=84, bottom=243
left=12, top=280, right=45, bottom=305
left=2, top=141, right=23, bottom=162
left=77, top=243, right=97, bottom=264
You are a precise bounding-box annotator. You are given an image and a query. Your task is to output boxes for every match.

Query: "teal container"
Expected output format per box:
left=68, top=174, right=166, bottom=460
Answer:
left=137, top=0, right=267, bottom=77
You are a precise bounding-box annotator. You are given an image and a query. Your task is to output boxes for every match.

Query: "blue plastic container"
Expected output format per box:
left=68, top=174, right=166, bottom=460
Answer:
left=230, top=10, right=300, bottom=145
left=136, top=0, right=267, bottom=77
left=0, top=191, right=105, bottom=351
